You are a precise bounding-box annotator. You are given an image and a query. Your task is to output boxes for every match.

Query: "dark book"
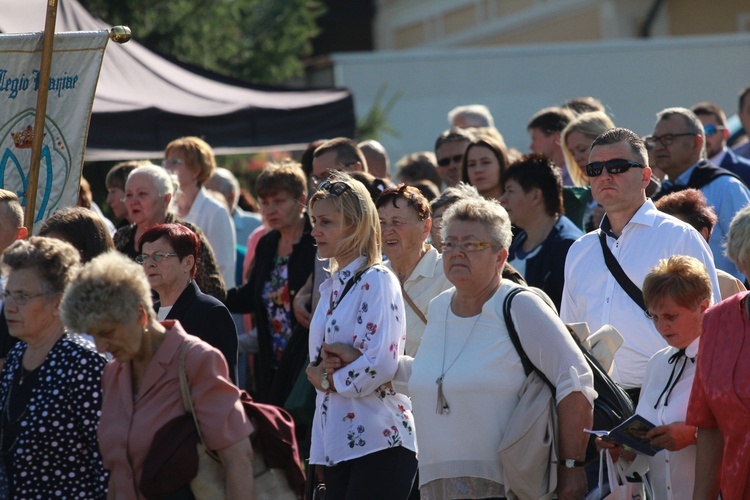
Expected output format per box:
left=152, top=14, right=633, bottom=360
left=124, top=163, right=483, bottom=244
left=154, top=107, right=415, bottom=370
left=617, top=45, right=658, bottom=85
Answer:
left=584, top=414, right=665, bottom=456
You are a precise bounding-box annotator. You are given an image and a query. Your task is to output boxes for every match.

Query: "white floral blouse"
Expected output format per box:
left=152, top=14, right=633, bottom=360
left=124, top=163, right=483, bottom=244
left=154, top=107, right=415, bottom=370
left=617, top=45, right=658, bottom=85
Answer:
left=308, top=257, right=417, bottom=466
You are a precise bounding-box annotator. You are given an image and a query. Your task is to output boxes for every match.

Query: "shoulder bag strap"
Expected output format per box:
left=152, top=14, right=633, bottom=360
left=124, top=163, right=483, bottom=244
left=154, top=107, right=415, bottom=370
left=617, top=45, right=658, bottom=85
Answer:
left=502, top=287, right=556, bottom=395
left=401, top=284, right=427, bottom=324
left=179, top=341, right=221, bottom=462
left=597, top=230, right=647, bottom=312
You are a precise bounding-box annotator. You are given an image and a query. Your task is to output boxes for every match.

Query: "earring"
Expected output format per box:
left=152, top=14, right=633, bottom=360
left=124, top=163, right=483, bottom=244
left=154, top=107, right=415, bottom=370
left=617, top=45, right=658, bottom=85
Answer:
left=143, top=324, right=149, bottom=337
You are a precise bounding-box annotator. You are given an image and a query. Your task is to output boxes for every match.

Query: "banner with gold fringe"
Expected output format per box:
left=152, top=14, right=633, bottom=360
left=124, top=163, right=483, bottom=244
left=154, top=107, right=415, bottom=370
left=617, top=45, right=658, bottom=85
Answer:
left=0, top=30, right=108, bottom=224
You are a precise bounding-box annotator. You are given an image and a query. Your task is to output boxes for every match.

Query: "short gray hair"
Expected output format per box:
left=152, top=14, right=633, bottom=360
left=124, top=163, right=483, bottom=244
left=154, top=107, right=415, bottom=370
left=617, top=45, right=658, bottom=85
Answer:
left=726, top=205, right=750, bottom=274
left=431, top=182, right=482, bottom=213
left=60, top=251, right=155, bottom=333
left=440, top=197, right=512, bottom=250
left=127, top=163, right=177, bottom=197
left=656, top=107, right=706, bottom=158
left=206, top=167, right=240, bottom=212
left=448, top=104, right=495, bottom=128
left=2, top=237, right=80, bottom=295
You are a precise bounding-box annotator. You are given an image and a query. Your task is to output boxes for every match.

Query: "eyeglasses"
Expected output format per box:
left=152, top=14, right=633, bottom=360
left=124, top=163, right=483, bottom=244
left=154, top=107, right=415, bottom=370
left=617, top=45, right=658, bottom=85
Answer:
left=703, top=125, right=726, bottom=137
left=0, top=290, right=46, bottom=305
left=644, top=133, right=696, bottom=148
left=162, top=158, right=184, bottom=169
left=586, top=159, right=644, bottom=177
left=135, top=252, right=179, bottom=264
left=437, top=154, right=463, bottom=168
left=442, top=241, right=498, bottom=253
left=317, top=180, right=351, bottom=196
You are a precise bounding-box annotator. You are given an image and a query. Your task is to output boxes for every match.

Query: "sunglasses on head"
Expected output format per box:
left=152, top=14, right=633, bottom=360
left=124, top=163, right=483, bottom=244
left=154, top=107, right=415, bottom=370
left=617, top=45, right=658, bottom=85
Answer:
left=437, top=154, right=462, bottom=168
left=586, top=158, right=644, bottom=177
left=317, top=180, right=351, bottom=196
left=703, top=124, right=726, bottom=137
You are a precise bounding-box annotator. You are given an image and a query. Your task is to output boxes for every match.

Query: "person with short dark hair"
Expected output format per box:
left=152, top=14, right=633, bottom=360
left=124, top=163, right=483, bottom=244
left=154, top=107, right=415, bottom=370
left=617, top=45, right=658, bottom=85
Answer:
left=106, top=160, right=146, bottom=226
left=562, top=128, right=721, bottom=398
left=38, top=207, right=114, bottom=263
left=311, top=137, right=367, bottom=188
left=691, top=101, right=750, bottom=186
left=501, top=154, right=582, bottom=309
left=527, top=106, right=576, bottom=185
left=395, top=151, right=442, bottom=189
left=561, top=96, right=606, bottom=116
left=434, top=128, right=473, bottom=188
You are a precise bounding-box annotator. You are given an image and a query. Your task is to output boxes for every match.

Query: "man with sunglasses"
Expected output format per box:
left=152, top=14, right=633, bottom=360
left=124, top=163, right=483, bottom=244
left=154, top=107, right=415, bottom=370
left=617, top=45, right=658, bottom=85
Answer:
left=434, top=128, right=472, bottom=188
left=649, top=107, right=750, bottom=281
left=561, top=128, right=720, bottom=400
left=691, top=101, right=750, bottom=186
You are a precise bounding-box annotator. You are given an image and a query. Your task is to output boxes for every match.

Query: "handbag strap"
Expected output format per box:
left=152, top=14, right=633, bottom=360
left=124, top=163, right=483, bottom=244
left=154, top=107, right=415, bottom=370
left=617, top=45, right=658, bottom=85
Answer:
left=597, top=230, right=647, bottom=312
left=502, top=286, right=556, bottom=395
left=401, top=284, right=427, bottom=324
left=178, top=341, right=221, bottom=463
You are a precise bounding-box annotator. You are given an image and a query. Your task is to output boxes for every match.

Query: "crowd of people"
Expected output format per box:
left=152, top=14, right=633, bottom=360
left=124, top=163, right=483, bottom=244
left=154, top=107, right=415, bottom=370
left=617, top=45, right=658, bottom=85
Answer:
left=1, top=87, right=750, bottom=499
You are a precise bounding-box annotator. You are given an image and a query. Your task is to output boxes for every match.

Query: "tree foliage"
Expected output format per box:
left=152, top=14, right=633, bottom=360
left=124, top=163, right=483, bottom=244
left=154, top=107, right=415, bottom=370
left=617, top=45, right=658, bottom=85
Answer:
left=79, top=0, right=324, bottom=84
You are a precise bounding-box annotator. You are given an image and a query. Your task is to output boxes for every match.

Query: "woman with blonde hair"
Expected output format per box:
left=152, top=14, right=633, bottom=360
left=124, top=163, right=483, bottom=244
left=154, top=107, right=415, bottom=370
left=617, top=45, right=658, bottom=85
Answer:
left=305, top=173, right=417, bottom=499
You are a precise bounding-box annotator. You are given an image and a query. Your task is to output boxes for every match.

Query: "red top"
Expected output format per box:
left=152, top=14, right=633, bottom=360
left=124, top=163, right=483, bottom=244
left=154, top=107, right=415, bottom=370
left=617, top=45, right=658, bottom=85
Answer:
left=687, top=292, right=750, bottom=500
left=98, top=321, right=253, bottom=499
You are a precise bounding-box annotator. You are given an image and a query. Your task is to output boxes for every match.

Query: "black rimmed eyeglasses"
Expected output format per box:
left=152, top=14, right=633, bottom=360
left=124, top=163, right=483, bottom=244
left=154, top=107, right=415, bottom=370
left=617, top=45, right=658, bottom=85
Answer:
left=586, top=159, right=644, bottom=177
left=644, top=133, right=696, bottom=148
left=316, top=180, right=351, bottom=196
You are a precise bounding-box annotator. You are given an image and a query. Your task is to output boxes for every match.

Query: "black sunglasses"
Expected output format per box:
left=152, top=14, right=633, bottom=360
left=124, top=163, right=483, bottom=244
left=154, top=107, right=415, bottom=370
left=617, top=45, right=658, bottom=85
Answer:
left=317, top=180, right=351, bottom=196
left=586, top=159, right=644, bottom=177
left=437, top=154, right=462, bottom=168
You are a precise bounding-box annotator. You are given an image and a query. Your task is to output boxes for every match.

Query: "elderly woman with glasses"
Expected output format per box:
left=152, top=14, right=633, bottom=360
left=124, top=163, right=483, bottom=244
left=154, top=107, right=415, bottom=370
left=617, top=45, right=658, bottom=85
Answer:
left=113, top=163, right=226, bottom=301
left=163, top=136, right=237, bottom=287
left=137, top=223, right=238, bottom=384
left=305, top=174, right=418, bottom=499
left=0, top=237, right=108, bottom=498
left=325, top=197, right=595, bottom=499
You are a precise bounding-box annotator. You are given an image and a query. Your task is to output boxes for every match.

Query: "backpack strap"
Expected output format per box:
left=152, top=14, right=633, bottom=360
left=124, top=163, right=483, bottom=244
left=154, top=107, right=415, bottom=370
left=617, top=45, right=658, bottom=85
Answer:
left=502, top=286, right=556, bottom=395
left=597, top=230, right=647, bottom=313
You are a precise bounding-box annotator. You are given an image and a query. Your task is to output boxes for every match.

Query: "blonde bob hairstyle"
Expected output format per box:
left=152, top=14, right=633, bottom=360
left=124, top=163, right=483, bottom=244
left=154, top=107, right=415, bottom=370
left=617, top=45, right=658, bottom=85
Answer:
left=308, top=172, right=381, bottom=275
left=561, top=111, right=615, bottom=187
left=726, top=205, right=750, bottom=275
left=164, top=136, right=216, bottom=187
left=642, top=255, right=712, bottom=311
left=60, top=251, right=156, bottom=334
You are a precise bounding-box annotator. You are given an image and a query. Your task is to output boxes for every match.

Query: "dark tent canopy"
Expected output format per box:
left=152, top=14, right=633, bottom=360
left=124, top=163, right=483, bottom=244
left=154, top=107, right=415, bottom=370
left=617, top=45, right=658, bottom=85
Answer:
left=0, top=0, right=356, bottom=160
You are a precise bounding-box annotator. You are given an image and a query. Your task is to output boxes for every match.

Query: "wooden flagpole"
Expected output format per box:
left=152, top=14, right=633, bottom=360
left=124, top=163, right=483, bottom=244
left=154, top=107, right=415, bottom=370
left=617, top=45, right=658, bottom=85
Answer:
left=24, top=0, right=59, bottom=232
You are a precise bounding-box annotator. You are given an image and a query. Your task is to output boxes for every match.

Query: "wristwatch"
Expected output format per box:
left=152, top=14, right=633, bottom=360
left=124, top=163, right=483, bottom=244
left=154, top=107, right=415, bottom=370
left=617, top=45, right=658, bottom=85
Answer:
left=563, top=459, right=585, bottom=468
left=321, top=371, right=331, bottom=391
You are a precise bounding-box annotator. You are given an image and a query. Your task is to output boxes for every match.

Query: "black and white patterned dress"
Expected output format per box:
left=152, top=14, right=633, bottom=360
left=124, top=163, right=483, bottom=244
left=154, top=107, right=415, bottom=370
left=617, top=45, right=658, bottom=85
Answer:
left=0, top=334, right=108, bottom=499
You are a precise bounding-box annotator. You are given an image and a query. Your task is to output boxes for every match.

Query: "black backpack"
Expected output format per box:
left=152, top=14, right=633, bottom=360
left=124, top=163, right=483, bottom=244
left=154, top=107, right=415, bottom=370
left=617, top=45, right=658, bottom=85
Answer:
left=503, top=287, right=634, bottom=464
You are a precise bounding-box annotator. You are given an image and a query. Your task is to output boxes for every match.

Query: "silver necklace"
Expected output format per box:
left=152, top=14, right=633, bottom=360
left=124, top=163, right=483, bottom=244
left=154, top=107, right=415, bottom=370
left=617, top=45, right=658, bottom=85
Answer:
left=436, top=295, right=482, bottom=415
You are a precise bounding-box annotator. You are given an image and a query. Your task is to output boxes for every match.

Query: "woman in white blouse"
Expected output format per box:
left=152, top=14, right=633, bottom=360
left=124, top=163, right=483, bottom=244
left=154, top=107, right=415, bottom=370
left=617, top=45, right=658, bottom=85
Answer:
left=598, top=255, right=710, bottom=499
left=325, top=197, right=596, bottom=500
left=305, top=174, right=417, bottom=499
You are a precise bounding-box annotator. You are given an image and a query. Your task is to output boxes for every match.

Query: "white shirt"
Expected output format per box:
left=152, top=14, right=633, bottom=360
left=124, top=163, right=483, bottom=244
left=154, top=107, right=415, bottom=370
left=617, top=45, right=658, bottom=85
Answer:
left=385, top=245, right=451, bottom=358
left=183, top=187, right=237, bottom=287
left=632, top=337, right=699, bottom=500
left=308, top=257, right=416, bottom=466
left=561, top=200, right=720, bottom=389
left=410, top=283, right=596, bottom=494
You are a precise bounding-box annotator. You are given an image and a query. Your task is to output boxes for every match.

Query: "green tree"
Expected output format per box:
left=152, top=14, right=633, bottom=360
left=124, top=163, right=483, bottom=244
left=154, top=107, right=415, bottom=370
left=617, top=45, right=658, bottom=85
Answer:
left=79, top=0, right=324, bottom=84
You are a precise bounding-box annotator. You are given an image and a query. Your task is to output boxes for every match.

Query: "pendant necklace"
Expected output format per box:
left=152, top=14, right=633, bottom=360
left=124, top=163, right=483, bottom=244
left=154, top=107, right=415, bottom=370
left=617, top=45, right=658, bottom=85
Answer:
left=436, top=294, right=482, bottom=415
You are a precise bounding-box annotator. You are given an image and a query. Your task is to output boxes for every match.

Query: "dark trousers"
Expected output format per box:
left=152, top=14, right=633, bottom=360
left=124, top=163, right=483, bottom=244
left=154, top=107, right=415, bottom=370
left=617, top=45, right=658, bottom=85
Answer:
left=324, top=446, right=417, bottom=500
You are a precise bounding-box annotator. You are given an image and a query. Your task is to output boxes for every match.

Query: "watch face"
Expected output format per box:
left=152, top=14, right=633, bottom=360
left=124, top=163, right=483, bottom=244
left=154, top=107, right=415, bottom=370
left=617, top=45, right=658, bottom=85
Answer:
left=565, top=459, right=575, bottom=468
left=321, top=374, right=330, bottom=390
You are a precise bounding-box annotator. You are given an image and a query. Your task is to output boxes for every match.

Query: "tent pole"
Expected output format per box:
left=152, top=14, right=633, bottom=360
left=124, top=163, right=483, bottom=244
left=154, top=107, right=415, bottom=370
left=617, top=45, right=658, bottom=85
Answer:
left=25, top=0, right=59, bottom=232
